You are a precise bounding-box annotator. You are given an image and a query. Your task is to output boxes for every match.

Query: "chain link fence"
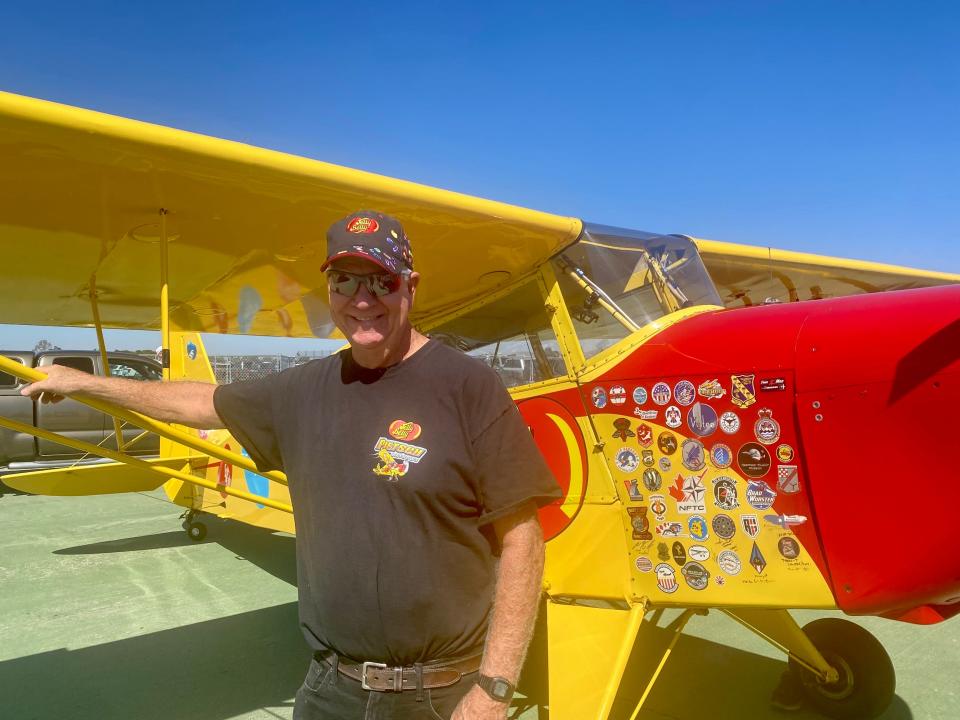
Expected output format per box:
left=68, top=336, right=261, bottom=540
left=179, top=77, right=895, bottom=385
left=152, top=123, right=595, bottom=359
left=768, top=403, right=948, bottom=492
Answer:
left=210, top=350, right=333, bottom=384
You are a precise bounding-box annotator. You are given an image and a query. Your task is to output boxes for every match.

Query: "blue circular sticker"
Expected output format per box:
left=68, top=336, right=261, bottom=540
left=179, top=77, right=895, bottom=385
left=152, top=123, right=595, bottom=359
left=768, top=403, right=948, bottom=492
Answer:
left=633, top=386, right=648, bottom=405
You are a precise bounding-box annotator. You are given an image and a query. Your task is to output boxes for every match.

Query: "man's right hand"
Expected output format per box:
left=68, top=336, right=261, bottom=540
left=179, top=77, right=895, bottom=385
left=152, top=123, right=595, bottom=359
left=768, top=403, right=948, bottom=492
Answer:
left=21, top=364, right=90, bottom=404
left=21, top=365, right=223, bottom=430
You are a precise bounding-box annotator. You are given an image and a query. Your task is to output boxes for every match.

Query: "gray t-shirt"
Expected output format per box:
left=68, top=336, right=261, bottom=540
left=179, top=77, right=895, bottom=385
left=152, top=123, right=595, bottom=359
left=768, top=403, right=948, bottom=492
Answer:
left=213, top=340, right=560, bottom=665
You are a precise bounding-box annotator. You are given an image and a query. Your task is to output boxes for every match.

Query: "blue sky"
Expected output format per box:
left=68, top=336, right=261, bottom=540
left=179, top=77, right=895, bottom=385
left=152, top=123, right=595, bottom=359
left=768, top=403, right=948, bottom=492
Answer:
left=1, top=1, right=957, bottom=354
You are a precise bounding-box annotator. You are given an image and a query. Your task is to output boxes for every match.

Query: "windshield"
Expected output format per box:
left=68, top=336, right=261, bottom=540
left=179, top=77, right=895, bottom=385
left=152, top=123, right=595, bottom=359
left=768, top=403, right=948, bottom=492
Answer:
left=554, top=223, right=722, bottom=357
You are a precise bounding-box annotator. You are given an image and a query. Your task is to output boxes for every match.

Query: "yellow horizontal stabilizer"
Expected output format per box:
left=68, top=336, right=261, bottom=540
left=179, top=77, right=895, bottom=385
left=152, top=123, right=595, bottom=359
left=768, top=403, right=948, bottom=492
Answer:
left=2, top=456, right=196, bottom=496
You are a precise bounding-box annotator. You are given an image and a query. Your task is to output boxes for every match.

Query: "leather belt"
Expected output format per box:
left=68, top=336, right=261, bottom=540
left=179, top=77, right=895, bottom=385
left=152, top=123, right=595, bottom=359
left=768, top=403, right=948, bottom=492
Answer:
left=314, top=650, right=482, bottom=692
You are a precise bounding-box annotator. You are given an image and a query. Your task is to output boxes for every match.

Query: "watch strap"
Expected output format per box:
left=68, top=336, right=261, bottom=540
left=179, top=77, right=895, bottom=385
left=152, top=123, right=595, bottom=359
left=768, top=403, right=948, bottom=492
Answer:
left=477, top=673, right=515, bottom=702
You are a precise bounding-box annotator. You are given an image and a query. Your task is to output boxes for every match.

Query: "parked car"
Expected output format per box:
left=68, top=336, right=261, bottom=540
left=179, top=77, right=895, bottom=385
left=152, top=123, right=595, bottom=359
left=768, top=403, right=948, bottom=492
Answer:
left=0, top=350, right=162, bottom=472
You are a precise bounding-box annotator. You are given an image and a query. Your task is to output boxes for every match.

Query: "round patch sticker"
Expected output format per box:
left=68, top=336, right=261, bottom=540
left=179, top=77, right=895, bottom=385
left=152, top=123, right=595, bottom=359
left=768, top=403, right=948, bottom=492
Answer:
left=738, top=442, right=772, bottom=477
left=651, top=382, right=671, bottom=406
left=776, top=444, right=795, bottom=463
left=672, top=541, right=687, bottom=566
left=674, top=380, right=696, bottom=406
left=754, top=408, right=781, bottom=445
left=717, top=549, right=742, bottom=575
left=643, top=467, right=663, bottom=491
left=687, top=402, right=719, bottom=437
left=689, top=544, right=710, bottom=562
left=615, top=448, right=640, bottom=473
left=719, top=411, right=741, bottom=434
left=659, top=456, right=672, bottom=472
left=778, top=536, right=802, bottom=560
left=657, top=431, right=678, bottom=455
left=633, top=386, right=648, bottom=405
left=712, top=514, right=737, bottom=540
left=592, top=386, right=607, bottom=409
left=712, top=476, right=739, bottom=510
left=665, top=406, right=682, bottom=429
left=655, top=563, right=679, bottom=593
left=610, top=385, right=627, bottom=405
left=681, top=561, right=710, bottom=590
left=681, top=438, right=706, bottom=471
left=710, top=443, right=733, bottom=468
left=635, top=556, right=653, bottom=572
left=688, top=515, right=709, bottom=541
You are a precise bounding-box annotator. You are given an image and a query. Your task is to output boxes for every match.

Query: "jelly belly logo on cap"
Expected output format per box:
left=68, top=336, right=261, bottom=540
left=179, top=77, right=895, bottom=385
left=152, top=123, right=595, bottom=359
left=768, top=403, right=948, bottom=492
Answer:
left=347, top=216, right=380, bottom=234
left=388, top=420, right=422, bottom=441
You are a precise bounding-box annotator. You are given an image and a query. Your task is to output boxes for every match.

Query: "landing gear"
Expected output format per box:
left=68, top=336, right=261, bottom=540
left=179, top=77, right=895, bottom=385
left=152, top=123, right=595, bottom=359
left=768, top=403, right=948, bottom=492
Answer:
left=789, top=618, right=895, bottom=720
left=181, top=510, right=208, bottom=542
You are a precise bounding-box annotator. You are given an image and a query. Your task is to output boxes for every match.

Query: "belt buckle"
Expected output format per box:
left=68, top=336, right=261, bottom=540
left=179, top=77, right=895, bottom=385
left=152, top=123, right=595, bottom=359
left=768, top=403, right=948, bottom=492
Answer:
left=360, top=661, right=387, bottom=691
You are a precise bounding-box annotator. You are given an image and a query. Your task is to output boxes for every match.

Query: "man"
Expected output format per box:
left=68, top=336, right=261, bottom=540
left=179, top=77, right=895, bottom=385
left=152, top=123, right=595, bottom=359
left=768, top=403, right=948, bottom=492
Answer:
left=23, top=210, right=561, bottom=720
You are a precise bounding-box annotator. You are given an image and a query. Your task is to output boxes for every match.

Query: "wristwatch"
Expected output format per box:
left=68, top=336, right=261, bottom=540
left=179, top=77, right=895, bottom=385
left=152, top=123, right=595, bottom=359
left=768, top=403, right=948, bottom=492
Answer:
left=477, top=674, right=516, bottom=703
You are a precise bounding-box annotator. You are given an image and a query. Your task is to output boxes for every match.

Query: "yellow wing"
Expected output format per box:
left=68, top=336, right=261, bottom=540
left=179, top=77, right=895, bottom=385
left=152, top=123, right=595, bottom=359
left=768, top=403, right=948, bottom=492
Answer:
left=693, top=236, right=960, bottom=308
left=0, top=90, right=581, bottom=336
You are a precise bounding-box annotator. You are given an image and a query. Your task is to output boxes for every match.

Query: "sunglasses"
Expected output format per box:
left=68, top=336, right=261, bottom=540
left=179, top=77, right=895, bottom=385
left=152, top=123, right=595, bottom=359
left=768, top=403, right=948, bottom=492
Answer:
left=326, top=269, right=404, bottom=297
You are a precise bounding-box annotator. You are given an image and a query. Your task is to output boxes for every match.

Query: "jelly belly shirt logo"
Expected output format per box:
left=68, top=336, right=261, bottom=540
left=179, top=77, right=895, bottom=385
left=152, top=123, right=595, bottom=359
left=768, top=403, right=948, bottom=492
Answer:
left=373, top=427, right=428, bottom=480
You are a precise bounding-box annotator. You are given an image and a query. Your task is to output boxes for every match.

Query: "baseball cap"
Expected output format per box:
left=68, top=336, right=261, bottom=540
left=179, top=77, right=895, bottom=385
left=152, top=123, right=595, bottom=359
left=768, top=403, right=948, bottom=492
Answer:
left=321, top=210, right=414, bottom=274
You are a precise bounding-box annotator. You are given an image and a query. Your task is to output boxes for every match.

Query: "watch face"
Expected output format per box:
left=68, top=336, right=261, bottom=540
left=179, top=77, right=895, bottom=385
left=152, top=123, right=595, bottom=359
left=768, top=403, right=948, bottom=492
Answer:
left=492, top=679, right=510, bottom=698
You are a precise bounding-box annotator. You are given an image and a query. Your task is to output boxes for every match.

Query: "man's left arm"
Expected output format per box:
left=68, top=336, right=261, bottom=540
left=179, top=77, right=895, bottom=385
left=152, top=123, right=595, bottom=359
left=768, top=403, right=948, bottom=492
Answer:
left=453, top=502, right=544, bottom=720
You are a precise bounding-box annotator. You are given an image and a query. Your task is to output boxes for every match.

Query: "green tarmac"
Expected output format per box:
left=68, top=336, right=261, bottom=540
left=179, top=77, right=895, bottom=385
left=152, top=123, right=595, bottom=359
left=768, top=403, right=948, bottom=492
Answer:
left=0, top=488, right=955, bottom=720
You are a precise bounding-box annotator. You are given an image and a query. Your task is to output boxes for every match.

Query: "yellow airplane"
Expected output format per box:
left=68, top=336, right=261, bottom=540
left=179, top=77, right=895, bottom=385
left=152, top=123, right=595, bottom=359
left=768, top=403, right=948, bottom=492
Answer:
left=1, top=90, right=958, bottom=720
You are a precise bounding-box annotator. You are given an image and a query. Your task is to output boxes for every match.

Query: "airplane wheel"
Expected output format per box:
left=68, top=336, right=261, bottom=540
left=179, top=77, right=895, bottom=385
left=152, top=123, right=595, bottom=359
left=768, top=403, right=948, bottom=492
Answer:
left=789, top=618, right=895, bottom=720
left=187, top=522, right=207, bottom=542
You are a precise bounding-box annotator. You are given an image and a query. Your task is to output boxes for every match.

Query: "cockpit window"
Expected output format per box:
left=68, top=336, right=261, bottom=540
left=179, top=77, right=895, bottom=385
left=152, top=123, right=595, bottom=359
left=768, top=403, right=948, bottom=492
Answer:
left=427, top=279, right=566, bottom=388
left=553, top=224, right=722, bottom=358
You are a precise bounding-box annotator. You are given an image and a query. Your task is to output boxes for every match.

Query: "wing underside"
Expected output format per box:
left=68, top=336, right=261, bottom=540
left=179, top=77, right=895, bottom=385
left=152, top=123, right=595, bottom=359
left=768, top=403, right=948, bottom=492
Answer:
left=0, top=91, right=581, bottom=336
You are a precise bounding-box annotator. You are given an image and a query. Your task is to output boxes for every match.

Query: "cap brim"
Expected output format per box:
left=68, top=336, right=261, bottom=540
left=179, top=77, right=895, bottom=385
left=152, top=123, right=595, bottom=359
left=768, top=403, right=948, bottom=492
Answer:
left=321, top=250, right=398, bottom=274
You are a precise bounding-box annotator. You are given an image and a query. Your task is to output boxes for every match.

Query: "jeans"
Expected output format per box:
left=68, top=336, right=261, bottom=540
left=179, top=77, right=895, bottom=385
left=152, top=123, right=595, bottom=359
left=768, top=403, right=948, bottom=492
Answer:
left=293, top=655, right=477, bottom=720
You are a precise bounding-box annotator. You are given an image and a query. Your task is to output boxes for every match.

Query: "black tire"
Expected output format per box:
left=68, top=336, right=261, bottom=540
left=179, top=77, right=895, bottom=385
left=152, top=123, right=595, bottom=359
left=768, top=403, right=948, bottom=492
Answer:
left=187, top=522, right=207, bottom=542
left=789, top=618, right=895, bottom=720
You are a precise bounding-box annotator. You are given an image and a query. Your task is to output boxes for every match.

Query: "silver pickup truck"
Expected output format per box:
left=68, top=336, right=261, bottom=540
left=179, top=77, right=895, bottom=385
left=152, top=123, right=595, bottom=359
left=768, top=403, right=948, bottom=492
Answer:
left=0, top=350, right=162, bottom=473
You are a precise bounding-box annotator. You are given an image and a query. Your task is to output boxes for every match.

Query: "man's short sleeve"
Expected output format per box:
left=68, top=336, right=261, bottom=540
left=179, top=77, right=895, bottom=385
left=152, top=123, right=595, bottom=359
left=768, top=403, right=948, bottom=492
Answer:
left=472, top=399, right=562, bottom=526
left=213, top=375, right=286, bottom=472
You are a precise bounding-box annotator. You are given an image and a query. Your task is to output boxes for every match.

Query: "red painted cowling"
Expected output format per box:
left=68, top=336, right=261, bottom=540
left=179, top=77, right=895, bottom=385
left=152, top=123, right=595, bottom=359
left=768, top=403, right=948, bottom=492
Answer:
left=793, top=286, right=960, bottom=619
left=606, top=284, right=960, bottom=619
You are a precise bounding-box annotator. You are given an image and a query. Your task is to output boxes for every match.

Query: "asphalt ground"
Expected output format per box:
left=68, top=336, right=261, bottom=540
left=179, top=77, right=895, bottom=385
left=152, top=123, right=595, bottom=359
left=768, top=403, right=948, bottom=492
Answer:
left=0, top=487, right=955, bottom=720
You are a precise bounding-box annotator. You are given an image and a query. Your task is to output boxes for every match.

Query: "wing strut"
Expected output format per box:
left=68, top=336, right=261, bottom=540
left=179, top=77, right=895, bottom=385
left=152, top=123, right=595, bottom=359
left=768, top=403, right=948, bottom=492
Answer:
left=0, top=414, right=292, bottom=513
left=90, top=273, right=125, bottom=452
left=0, top=355, right=287, bottom=486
